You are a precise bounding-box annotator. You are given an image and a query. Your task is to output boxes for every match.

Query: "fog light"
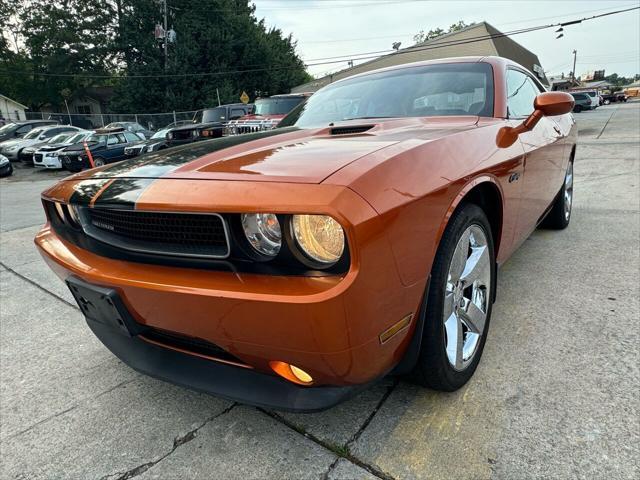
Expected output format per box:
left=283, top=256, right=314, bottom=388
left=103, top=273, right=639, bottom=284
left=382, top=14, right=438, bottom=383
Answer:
left=269, top=361, right=313, bottom=386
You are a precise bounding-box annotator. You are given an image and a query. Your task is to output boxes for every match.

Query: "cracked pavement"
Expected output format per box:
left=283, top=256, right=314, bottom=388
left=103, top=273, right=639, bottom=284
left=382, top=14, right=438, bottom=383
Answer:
left=1, top=102, right=638, bottom=479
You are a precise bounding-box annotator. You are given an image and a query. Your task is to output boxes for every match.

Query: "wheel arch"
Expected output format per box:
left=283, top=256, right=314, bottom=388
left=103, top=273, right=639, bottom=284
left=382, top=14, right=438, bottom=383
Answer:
left=439, top=177, right=504, bottom=259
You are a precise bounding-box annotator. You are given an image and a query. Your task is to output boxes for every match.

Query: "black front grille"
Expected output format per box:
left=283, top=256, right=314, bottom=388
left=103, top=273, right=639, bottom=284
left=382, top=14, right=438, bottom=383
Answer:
left=85, top=208, right=229, bottom=258
left=141, top=327, right=245, bottom=365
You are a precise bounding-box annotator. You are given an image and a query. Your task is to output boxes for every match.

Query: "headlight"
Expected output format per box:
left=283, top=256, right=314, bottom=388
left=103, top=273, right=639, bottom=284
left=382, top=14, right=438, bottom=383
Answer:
left=49, top=152, right=59, bottom=157
left=241, top=213, right=281, bottom=257
left=67, top=204, right=81, bottom=227
left=166, top=132, right=173, bottom=139
left=292, top=215, right=345, bottom=265
left=7, top=146, right=18, bottom=151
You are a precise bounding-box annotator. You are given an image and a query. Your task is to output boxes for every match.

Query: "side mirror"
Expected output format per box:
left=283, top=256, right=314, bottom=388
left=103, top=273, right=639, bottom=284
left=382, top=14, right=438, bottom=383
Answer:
left=497, top=92, right=574, bottom=148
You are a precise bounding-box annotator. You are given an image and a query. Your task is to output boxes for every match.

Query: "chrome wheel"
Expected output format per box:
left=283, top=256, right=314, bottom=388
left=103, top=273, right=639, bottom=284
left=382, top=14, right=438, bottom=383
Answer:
left=444, top=225, right=491, bottom=371
left=564, top=162, right=573, bottom=221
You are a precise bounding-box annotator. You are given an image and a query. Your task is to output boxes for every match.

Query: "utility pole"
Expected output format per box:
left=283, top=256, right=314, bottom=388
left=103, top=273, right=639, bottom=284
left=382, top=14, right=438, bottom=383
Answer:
left=571, top=49, right=577, bottom=83
left=163, top=0, right=168, bottom=70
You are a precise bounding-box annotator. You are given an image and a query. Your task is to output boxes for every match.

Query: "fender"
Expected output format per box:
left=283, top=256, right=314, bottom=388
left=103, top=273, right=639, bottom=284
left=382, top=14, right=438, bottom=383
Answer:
left=435, top=175, right=505, bottom=254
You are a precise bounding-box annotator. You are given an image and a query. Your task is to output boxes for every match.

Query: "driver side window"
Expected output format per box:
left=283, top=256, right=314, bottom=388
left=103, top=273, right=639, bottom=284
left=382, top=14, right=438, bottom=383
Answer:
left=507, top=70, right=540, bottom=118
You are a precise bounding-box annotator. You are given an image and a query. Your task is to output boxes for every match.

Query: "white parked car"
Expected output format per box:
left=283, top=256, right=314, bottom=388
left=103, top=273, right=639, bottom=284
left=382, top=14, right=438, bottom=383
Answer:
left=0, top=125, right=79, bottom=161
left=33, top=131, right=93, bottom=169
left=0, top=153, right=13, bottom=177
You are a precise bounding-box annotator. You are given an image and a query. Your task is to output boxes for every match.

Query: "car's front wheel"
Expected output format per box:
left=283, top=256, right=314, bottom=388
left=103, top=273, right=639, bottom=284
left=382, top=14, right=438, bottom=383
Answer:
left=411, top=203, right=495, bottom=391
left=93, top=157, right=106, bottom=167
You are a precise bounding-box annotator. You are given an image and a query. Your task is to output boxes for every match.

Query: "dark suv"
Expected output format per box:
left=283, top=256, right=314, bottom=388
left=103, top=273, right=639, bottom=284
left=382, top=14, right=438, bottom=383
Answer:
left=167, top=104, right=253, bottom=146
left=0, top=120, right=58, bottom=143
left=60, top=127, right=145, bottom=172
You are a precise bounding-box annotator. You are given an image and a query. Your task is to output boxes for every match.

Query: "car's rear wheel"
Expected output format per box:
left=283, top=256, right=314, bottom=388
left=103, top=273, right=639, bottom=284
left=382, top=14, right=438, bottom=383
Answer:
left=411, top=203, right=495, bottom=391
left=93, top=157, right=106, bottom=167
left=573, top=105, right=583, bottom=113
left=541, top=161, right=573, bottom=230
left=604, top=99, right=611, bottom=105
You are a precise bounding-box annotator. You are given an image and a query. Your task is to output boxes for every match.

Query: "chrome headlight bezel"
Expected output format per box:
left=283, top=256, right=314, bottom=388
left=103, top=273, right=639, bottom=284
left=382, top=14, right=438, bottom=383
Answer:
left=240, top=213, right=282, bottom=258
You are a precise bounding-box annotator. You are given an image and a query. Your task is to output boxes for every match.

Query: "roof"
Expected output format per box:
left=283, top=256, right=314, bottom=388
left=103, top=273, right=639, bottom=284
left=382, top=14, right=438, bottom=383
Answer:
left=582, top=80, right=613, bottom=89
left=0, top=94, right=28, bottom=109
left=291, top=21, right=548, bottom=93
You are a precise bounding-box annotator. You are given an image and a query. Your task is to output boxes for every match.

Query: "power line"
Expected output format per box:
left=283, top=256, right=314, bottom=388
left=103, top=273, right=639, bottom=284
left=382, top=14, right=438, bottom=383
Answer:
left=0, top=5, right=637, bottom=80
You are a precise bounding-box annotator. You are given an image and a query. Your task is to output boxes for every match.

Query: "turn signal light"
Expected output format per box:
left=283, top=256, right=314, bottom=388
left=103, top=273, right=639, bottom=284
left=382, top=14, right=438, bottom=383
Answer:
left=269, top=360, right=313, bottom=386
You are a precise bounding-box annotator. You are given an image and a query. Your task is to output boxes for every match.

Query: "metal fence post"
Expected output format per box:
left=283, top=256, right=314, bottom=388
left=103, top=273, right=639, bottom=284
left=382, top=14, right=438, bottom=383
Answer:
left=173, top=111, right=177, bottom=124
left=100, top=114, right=105, bottom=127
left=135, top=114, right=138, bottom=124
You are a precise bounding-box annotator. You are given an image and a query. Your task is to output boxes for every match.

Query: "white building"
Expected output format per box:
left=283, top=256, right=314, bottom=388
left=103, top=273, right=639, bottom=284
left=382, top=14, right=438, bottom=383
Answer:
left=0, top=94, right=28, bottom=122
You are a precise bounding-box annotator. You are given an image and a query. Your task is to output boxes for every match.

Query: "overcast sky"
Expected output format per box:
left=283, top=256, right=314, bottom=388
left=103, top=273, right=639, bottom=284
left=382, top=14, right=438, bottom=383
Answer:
left=253, top=0, right=640, bottom=79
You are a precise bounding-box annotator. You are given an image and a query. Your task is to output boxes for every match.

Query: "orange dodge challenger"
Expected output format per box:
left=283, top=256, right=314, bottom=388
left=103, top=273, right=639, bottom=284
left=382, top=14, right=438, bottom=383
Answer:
left=35, top=57, right=576, bottom=411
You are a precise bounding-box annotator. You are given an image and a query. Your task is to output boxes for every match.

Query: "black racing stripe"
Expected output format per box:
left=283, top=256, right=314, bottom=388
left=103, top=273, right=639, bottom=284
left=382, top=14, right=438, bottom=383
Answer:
left=92, top=127, right=300, bottom=179
left=69, top=179, right=112, bottom=205
left=91, top=178, right=156, bottom=209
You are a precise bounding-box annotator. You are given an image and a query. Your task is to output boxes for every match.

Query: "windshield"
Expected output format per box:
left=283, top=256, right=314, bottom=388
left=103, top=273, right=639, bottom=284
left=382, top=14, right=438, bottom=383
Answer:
left=151, top=128, right=170, bottom=139
left=88, top=133, right=107, bottom=144
left=49, top=133, right=70, bottom=144
left=254, top=98, right=305, bottom=116
left=0, top=123, right=18, bottom=134
left=67, top=132, right=88, bottom=144
left=24, top=128, right=44, bottom=139
left=284, top=63, right=494, bottom=128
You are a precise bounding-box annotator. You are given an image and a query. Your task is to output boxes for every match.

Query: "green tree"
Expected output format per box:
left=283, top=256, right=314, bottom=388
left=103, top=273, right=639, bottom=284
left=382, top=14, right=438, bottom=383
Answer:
left=1, top=0, right=310, bottom=114
left=109, top=0, right=310, bottom=112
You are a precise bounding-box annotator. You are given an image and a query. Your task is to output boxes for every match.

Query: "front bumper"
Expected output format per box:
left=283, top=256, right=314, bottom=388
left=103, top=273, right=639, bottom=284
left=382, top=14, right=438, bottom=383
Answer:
left=35, top=180, right=427, bottom=410
left=75, top=275, right=368, bottom=412
left=34, top=153, right=62, bottom=169
left=1, top=149, right=19, bottom=160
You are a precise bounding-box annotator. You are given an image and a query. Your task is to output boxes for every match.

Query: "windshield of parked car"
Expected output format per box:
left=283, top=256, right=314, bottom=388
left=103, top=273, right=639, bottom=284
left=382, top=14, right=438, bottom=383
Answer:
left=151, top=128, right=170, bottom=139
left=48, top=133, right=71, bottom=144
left=24, top=128, right=44, bottom=139
left=254, top=97, right=305, bottom=116
left=0, top=123, right=18, bottom=134
left=87, top=133, right=107, bottom=144
left=66, top=132, right=89, bottom=144
left=193, top=108, right=227, bottom=123
left=283, top=63, right=494, bottom=128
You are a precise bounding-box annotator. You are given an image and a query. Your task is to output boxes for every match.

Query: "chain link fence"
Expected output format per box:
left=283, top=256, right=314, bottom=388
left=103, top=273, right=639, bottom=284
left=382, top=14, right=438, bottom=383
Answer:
left=12, top=110, right=199, bottom=131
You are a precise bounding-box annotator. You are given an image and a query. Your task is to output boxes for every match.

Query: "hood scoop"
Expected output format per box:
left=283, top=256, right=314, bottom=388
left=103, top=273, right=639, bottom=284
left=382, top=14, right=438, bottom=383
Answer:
left=330, top=125, right=374, bottom=136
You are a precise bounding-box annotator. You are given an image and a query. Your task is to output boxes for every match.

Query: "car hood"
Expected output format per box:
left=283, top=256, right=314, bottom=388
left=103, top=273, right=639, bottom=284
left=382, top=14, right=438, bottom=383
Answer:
left=38, top=143, right=70, bottom=152
left=68, top=117, right=480, bottom=184
left=1, top=138, right=29, bottom=149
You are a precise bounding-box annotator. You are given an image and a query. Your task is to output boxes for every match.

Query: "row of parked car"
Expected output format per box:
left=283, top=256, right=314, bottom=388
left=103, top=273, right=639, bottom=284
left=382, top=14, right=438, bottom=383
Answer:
left=569, top=89, right=629, bottom=113
left=0, top=93, right=310, bottom=177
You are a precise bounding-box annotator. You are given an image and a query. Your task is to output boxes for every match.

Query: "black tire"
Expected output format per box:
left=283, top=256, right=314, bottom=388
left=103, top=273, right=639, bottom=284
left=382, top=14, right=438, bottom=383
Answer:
left=604, top=99, right=611, bottom=105
left=410, top=203, right=496, bottom=391
left=573, top=105, right=583, bottom=113
left=0, top=163, right=13, bottom=178
left=541, top=161, right=574, bottom=230
left=93, top=157, right=106, bottom=167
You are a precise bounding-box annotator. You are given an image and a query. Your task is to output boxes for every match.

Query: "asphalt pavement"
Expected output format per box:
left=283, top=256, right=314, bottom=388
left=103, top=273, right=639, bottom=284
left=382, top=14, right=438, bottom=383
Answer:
left=1, top=102, right=638, bottom=479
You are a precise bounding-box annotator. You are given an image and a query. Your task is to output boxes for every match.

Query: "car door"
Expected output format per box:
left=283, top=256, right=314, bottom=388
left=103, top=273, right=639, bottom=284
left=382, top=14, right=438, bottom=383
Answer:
left=104, top=133, right=124, bottom=161
left=507, top=69, right=565, bottom=240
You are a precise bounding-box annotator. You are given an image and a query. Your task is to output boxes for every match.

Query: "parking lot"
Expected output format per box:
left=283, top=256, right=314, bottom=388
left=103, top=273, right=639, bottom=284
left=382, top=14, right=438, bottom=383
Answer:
left=1, top=102, right=638, bottom=479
